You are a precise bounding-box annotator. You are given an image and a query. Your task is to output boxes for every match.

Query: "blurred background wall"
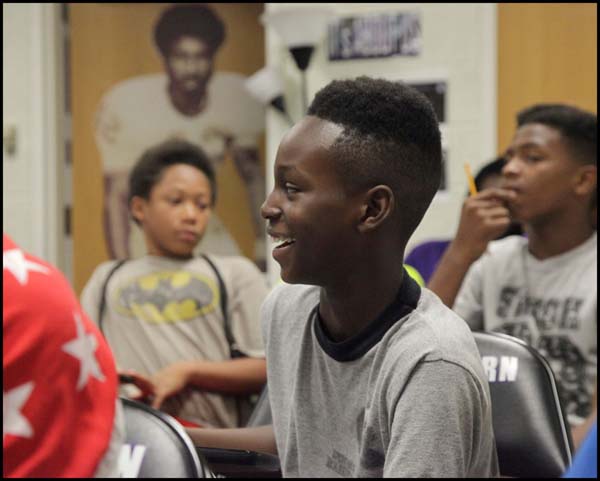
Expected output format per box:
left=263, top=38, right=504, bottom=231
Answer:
left=263, top=3, right=497, bottom=285
left=3, top=4, right=66, bottom=269
left=3, top=3, right=597, bottom=289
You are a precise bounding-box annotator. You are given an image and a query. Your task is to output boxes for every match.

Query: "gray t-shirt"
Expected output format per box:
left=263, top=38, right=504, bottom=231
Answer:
left=454, top=233, right=597, bottom=426
left=262, top=277, right=499, bottom=477
left=81, top=254, right=268, bottom=428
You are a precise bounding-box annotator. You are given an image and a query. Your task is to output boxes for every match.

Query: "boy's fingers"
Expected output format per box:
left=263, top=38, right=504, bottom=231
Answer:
left=484, top=206, right=512, bottom=219
left=124, top=372, right=156, bottom=395
left=151, top=394, right=165, bottom=410
left=483, top=187, right=517, bottom=201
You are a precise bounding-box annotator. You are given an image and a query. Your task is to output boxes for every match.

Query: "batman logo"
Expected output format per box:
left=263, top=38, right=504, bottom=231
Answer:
left=114, top=271, right=219, bottom=323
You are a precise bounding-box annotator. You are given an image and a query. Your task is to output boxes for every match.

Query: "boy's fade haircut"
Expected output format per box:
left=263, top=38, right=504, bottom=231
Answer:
left=128, top=139, right=217, bottom=224
left=517, top=104, right=597, bottom=166
left=307, top=76, right=442, bottom=244
left=154, top=4, right=226, bottom=58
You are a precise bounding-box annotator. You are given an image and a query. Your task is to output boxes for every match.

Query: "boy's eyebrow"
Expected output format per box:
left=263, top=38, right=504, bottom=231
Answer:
left=522, top=142, right=545, bottom=149
left=513, top=141, right=546, bottom=150
left=505, top=142, right=546, bottom=156
left=164, top=187, right=210, bottom=196
left=276, top=164, right=299, bottom=174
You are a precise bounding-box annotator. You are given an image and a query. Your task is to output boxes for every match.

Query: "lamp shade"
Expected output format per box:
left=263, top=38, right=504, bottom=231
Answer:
left=244, top=67, right=294, bottom=125
left=244, top=66, right=284, bottom=105
left=261, top=7, right=335, bottom=49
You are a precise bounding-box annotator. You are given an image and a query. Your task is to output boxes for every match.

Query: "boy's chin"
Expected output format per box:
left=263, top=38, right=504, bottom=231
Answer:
left=169, top=249, right=196, bottom=260
left=279, top=268, right=309, bottom=286
left=278, top=267, right=295, bottom=284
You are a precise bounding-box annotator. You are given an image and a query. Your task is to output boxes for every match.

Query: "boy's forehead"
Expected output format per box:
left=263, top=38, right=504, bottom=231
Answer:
left=275, top=117, right=345, bottom=175
left=284, top=116, right=345, bottom=151
left=155, top=163, right=210, bottom=187
left=511, top=123, right=562, bottom=149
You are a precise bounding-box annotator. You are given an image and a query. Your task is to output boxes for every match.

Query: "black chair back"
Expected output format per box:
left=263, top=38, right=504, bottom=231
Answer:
left=119, top=397, right=212, bottom=478
left=197, top=385, right=281, bottom=477
left=473, top=331, right=573, bottom=477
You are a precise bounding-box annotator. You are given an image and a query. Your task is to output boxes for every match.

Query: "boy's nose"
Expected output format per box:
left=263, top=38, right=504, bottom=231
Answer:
left=502, top=158, right=522, bottom=178
left=182, top=203, right=199, bottom=221
left=261, top=195, right=281, bottom=220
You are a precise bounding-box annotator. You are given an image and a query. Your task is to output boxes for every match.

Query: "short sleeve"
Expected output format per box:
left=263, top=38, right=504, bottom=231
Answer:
left=80, top=260, right=121, bottom=327
left=227, top=257, right=270, bottom=357
left=384, top=360, right=496, bottom=477
left=452, top=256, right=485, bottom=331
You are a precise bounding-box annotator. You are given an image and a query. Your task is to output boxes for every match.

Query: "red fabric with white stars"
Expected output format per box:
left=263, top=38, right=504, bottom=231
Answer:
left=3, top=234, right=119, bottom=477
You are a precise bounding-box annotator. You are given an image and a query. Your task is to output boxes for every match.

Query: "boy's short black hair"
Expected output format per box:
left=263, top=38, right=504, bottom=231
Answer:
left=517, top=104, right=597, bottom=166
left=154, top=4, right=226, bottom=57
left=474, top=156, right=506, bottom=191
left=128, top=139, right=217, bottom=223
left=307, top=76, right=442, bottom=243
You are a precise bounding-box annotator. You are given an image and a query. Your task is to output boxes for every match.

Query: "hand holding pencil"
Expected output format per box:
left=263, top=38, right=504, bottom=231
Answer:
left=464, top=163, right=478, bottom=196
left=453, top=162, right=515, bottom=260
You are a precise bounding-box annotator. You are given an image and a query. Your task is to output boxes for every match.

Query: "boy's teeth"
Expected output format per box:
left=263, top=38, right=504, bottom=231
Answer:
left=271, top=236, right=295, bottom=246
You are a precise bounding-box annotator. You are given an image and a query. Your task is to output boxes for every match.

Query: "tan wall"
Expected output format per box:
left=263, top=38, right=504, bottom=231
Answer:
left=497, top=3, right=597, bottom=152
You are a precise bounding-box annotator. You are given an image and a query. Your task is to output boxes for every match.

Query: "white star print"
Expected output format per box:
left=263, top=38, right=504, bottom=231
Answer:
left=3, top=382, right=35, bottom=439
left=62, top=312, right=106, bottom=390
left=3, top=248, right=49, bottom=285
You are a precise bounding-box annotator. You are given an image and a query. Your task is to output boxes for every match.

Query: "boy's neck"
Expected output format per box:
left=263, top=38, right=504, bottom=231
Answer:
left=146, top=251, right=195, bottom=261
left=525, top=211, right=595, bottom=260
left=318, top=260, right=405, bottom=342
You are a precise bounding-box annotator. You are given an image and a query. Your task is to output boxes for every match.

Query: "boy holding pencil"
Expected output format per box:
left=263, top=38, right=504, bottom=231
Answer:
left=428, top=104, right=597, bottom=450
left=405, top=157, right=521, bottom=284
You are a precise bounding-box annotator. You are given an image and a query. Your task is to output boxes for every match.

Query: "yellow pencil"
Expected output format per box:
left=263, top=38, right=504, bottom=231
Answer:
left=464, top=163, right=478, bottom=196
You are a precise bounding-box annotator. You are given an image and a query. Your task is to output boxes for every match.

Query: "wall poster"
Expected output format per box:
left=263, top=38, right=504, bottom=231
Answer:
left=70, top=3, right=266, bottom=293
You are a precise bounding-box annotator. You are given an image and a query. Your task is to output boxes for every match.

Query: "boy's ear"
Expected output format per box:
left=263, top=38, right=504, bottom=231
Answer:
left=357, top=185, right=394, bottom=233
left=130, top=196, right=146, bottom=224
left=573, top=164, right=597, bottom=197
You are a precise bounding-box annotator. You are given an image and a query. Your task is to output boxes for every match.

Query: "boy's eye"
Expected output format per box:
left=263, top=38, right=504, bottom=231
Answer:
left=168, top=198, right=182, bottom=204
left=284, top=183, right=299, bottom=195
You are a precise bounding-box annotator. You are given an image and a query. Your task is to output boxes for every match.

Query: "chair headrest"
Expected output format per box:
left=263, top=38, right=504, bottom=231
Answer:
left=119, top=397, right=211, bottom=478
left=473, top=332, right=573, bottom=478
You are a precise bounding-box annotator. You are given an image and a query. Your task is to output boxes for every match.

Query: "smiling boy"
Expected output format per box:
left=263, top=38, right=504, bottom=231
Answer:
left=188, top=77, right=498, bottom=477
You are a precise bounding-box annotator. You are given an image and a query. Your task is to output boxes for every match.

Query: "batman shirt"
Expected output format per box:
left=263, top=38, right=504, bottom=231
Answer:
left=81, top=254, right=268, bottom=428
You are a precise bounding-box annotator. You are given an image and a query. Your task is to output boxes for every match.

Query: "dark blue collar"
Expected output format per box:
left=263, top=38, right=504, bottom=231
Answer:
left=313, top=270, right=421, bottom=362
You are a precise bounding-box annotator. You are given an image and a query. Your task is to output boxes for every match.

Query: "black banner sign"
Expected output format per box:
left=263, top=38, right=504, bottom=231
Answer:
left=328, top=12, right=421, bottom=61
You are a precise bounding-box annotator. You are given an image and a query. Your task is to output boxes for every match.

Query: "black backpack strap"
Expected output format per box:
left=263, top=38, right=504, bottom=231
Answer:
left=98, top=259, right=127, bottom=335
left=200, top=254, right=245, bottom=359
